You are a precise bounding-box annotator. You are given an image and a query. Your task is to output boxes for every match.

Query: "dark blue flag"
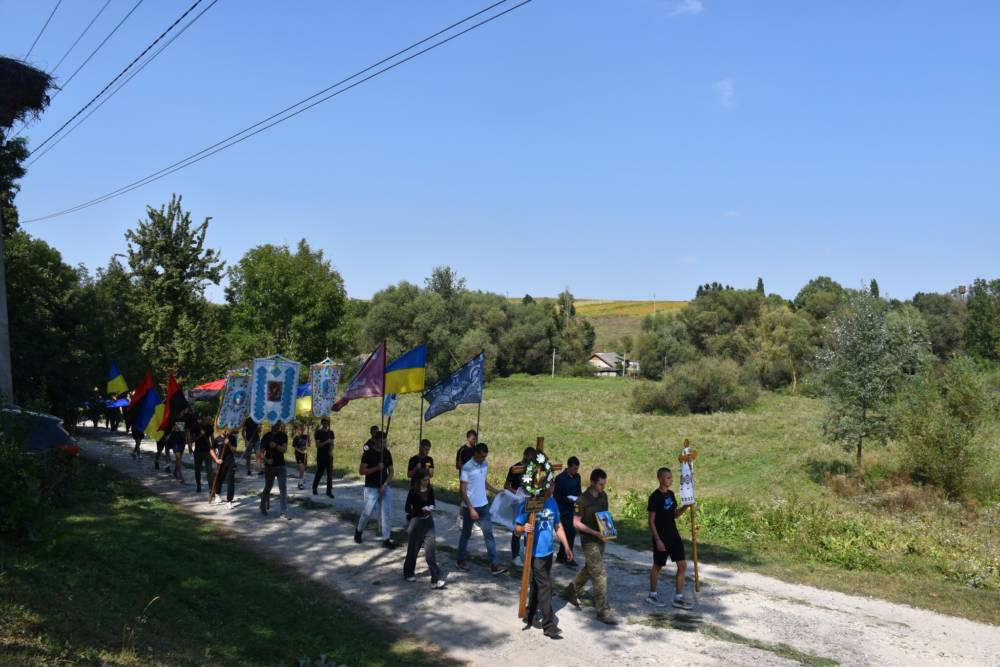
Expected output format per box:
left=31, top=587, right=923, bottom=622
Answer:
left=423, top=353, right=484, bottom=422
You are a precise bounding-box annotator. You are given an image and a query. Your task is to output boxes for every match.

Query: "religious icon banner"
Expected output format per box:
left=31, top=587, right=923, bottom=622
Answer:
left=250, top=355, right=301, bottom=424
left=310, top=361, right=342, bottom=418
left=215, top=371, right=251, bottom=431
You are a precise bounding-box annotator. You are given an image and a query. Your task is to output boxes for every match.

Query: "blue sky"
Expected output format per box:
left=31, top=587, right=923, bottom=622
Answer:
left=4, top=0, right=998, bottom=303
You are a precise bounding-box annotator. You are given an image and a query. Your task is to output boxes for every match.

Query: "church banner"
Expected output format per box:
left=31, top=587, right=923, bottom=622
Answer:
left=250, top=355, right=301, bottom=424
left=215, top=371, right=251, bottom=431
left=310, top=360, right=342, bottom=418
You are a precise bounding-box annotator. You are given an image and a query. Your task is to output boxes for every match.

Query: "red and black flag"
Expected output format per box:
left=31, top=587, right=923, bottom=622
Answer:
left=158, top=373, right=191, bottom=432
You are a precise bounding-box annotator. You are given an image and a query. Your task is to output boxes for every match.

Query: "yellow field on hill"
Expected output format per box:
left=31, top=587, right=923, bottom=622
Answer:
left=575, top=299, right=687, bottom=317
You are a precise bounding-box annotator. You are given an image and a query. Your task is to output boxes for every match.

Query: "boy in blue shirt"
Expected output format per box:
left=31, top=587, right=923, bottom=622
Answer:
left=515, top=489, right=573, bottom=639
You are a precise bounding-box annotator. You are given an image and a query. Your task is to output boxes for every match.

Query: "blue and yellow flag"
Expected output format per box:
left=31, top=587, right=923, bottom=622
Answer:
left=107, top=362, right=128, bottom=395
left=385, top=344, right=427, bottom=395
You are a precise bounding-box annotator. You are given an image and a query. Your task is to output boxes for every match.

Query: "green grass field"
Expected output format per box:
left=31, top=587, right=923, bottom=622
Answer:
left=0, top=461, right=452, bottom=666
left=321, top=375, right=1000, bottom=624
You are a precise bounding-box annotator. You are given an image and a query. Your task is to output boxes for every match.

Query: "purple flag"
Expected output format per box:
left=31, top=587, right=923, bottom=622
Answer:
left=331, top=342, right=385, bottom=412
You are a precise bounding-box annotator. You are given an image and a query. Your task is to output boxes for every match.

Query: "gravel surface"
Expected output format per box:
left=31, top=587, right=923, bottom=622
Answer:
left=80, top=429, right=1000, bottom=666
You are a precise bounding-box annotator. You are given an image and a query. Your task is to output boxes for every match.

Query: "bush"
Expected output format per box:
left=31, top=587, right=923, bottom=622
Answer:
left=631, top=357, right=759, bottom=415
left=893, top=357, right=991, bottom=500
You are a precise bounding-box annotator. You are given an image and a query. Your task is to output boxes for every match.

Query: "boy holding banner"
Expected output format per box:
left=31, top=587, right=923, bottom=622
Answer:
left=646, top=467, right=693, bottom=609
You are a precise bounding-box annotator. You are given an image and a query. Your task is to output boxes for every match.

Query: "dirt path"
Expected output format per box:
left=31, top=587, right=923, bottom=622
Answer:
left=79, top=430, right=999, bottom=666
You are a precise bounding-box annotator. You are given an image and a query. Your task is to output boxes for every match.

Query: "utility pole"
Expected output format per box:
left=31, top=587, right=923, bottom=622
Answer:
left=551, top=348, right=556, bottom=378
left=0, top=140, right=11, bottom=404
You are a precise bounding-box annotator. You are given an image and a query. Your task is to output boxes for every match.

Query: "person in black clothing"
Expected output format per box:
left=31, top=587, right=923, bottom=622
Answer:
left=647, top=467, right=693, bottom=609
left=407, top=439, right=434, bottom=486
left=362, top=425, right=379, bottom=453
left=168, top=422, right=187, bottom=482
left=130, top=422, right=144, bottom=460
left=355, top=432, right=395, bottom=547
left=454, top=429, right=477, bottom=472
left=210, top=431, right=238, bottom=505
left=192, top=415, right=215, bottom=493
left=243, top=418, right=262, bottom=476
left=260, top=422, right=290, bottom=518
left=554, top=456, right=582, bottom=567
left=403, top=469, right=446, bottom=588
left=506, top=447, right=536, bottom=565
left=293, top=423, right=309, bottom=490
left=154, top=433, right=170, bottom=471
left=312, top=417, right=335, bottom=497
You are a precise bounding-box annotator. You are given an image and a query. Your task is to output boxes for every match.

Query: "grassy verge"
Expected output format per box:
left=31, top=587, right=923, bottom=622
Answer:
left=0, top=460, right=455, bottom=666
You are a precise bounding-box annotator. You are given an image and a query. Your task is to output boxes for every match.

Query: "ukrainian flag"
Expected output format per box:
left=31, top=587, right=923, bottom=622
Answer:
left=107, top=362, right=128, bottom=395
left=385, top=344, right=427, bottom=395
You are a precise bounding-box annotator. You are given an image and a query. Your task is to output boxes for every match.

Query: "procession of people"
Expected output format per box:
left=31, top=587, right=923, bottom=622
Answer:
left=120, top=410, right=696, bottom=639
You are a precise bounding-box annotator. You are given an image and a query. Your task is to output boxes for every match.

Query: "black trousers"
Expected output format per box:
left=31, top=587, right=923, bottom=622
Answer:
left=403, top=517, right=440, bottom=582
left=313, top=455, right=333, bottom=494
left=214, top=457, right=236, bottom=501
left=526, top=554, right=555, bottom=629
left=193, top=451, right=214, bottom=492
left=132, top=433, right=142, bottom=456
left=557, top=507, right=576, bottom=562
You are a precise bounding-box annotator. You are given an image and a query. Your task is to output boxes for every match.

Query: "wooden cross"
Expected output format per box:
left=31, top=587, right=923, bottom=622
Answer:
left=512, top=436, right=563, bottom=620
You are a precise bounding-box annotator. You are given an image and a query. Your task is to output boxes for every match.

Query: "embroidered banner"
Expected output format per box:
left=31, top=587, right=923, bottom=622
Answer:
left=250, top=355, right=301, bottom=424
left=310, top=361, right=342, bottom=417
left=679, top=446, right=696, bottom=506
left=215, top=371, right=251, bottom=431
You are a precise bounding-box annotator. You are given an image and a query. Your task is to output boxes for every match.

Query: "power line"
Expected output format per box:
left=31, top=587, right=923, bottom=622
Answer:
left=22, top=0, right=532, bottom=224
left=52, top=0, right=114, bottom=74
left=53, top=0, right=147, bottom=99
left=28, top=0, right=208, bottom=158
left=26, top=0, right=220, bottom=168
left=23, top=0, right=64, bottom=61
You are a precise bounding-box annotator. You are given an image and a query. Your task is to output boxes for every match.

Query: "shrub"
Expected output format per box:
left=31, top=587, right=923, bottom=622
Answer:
left=893, top=357, right=991, bottom=500
left=632, top=357, right=759, bottom=415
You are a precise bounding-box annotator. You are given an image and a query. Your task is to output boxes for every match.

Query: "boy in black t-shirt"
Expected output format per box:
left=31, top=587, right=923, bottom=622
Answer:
left=192, top=415, right=215, bottom=493
left=355, top=432, right=395, bottom=547
left=646, top=467, right=693, bottom=609
left=312, top=417, right=335, bottom=497
left=293, top=423, right=309, bottom=490
left=407, top=439, right=434, bottom=485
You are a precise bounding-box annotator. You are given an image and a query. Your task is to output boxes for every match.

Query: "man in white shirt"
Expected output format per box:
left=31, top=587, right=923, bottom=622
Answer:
left=457, top=443, right=507, bottom=575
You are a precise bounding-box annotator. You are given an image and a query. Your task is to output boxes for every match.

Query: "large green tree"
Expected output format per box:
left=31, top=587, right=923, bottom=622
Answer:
left=818, top=287, right=928, bottom=467
left=963, top=278, right=1000, bottom=361
left=912, top=291, right=967, bottom=359
left=750, top=303, right=815, bottom=391
left=0, top=133, right=29, bottom=237
left=125, top=195, right=224, bottom=383
left=4, top=231, right=95, bottom=421
left=794, top=276, right=846, bottom=321
left=225, top=239, right=350, bottom=363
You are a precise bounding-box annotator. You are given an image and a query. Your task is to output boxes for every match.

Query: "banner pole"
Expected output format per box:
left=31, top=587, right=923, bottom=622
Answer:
left=691, top=505, right=700, bottom=592
left=418, top=394, right=424, bottom=444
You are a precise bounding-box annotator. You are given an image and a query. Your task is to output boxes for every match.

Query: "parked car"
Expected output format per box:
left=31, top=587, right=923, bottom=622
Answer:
left=1, top=407, right=79, bottom=457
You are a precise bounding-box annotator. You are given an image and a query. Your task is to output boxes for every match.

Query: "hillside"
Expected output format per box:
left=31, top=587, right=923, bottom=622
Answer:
left=575, top=299, right=687, bottom=350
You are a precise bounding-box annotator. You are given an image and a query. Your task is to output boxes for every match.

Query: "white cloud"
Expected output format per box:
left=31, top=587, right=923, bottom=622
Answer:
left=714, top=78, right=735, bottom=107
left=723, top=210, right=741, bottom=219
left=669, top=0, right=704, bottom=17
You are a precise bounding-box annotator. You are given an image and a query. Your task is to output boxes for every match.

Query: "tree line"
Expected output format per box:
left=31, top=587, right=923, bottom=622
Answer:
left=4, top=195, right=597, bottom=423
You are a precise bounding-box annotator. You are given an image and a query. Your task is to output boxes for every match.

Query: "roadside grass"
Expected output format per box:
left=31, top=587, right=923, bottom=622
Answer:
left=0, top=461, right=454, bottom=667
left=316, top=375, right=999, bottom=625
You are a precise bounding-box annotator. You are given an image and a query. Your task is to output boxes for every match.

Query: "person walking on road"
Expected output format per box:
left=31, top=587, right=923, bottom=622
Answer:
left=312, top=417, right=335, bottom=497
left=562, top=468, right=618, bottom=625
left=403, top=468, right=446, bottom=588
left=355, top=432, right=395, bottom=548
left=457, top=442, right=507, bottom=575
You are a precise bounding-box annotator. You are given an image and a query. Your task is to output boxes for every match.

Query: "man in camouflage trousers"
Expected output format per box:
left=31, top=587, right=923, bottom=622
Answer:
left=561, top=468, right=618, bottom=625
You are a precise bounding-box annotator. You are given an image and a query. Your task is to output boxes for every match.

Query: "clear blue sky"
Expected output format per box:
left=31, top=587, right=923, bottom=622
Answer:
left=4, top=0, right=998, bottom=303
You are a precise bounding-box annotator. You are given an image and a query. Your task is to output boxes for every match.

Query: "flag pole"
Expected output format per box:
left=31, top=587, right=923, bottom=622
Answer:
left=418, top=394, right=424, bottom=444
left=379, top=341, right=386, bottom=540
left=476, top=348, right=484, bottom=438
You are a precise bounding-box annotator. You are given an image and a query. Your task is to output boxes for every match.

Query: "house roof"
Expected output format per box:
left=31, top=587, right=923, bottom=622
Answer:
left=590, top=352, right=623, bottom=368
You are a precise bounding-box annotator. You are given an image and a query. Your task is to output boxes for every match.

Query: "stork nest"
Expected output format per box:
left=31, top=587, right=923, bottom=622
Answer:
left=0, top=57, right=55, bottom=129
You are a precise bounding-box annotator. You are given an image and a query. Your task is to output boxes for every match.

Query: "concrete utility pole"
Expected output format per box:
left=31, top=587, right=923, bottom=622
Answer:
left=551, top=348, right=557, bottom=378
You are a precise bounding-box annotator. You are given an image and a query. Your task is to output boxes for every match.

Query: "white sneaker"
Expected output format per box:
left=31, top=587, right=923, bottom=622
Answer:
left=405, top=576, right=417, bottom=582
left=297, top=482, right=304, bottom=490
left=433, top=579, right=447, bottom=589
left=512, top=556, right=523, bottom=567
left=227, top=501, right=235, bottom=509
left=646, top=592, right=665, bottom=607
